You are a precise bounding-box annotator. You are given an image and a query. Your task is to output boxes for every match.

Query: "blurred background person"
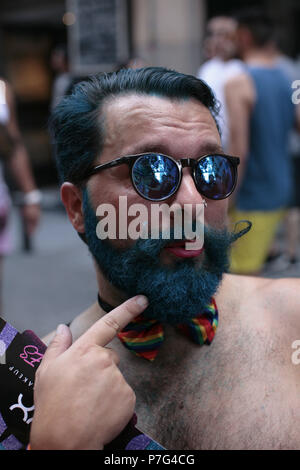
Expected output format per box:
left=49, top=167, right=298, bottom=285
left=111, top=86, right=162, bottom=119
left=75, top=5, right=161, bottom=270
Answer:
left=125, top=57, right=148, bottom=69
left=197, top=16, right=245, bottom=150
left=50, top=44, right=72, bottom=110
left=115, top=56, right=149, bottom=72
left=266, top=45, right=300, bottom=270
left=0, top=77, right=41, bottom=311
left=225, top=8, right=299, bottom=275
left=284, top=111, right=300, bottom=267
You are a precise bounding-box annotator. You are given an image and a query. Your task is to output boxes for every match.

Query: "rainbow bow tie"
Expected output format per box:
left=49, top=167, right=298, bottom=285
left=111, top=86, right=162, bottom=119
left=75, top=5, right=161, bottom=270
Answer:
left=117, top=299, right=218, bottom=361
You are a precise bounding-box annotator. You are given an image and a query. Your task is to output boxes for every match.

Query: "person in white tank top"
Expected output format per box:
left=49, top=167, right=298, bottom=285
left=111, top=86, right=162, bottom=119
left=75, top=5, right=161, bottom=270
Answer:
left=197, top=16, right=245, bottom=150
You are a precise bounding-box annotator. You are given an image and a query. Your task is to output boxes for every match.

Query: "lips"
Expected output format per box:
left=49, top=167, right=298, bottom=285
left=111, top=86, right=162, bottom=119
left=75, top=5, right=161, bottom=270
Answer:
left=164, top=240, right=204, bottom=258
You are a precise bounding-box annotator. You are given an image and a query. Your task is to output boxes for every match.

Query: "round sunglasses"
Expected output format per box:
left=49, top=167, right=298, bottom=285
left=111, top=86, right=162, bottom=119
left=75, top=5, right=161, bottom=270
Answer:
left=81, top=152, right=240, bottom=202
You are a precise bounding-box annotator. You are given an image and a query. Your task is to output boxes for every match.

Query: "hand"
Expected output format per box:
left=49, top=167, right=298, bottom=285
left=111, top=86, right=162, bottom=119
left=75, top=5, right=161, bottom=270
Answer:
left=29, top=295, right=149, bottom=450
left=21, top=203, right=41, bottom=235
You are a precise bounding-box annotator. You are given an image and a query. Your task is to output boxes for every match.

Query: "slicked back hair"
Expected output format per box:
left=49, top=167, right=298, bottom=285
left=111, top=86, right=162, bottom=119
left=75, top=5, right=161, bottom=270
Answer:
left=49, top=66, right=220, bottom=184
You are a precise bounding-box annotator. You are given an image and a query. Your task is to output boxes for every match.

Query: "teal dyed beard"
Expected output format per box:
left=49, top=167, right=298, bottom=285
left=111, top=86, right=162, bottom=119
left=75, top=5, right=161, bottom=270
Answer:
left=82, top=189, right=251, bottom=324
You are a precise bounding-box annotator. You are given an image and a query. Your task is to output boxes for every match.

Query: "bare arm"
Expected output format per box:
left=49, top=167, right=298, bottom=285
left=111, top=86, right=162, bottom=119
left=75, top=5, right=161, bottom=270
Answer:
left=5, top=82, right=36, bottom=192
left=225, top=73, right=256, bottom=199
left=4, top=81, right=40, bottom=234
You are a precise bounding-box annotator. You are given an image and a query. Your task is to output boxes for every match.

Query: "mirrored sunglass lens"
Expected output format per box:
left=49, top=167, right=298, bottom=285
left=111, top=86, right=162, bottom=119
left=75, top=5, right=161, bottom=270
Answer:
left=195, top=155, right=235, bottom=199
left=132, top=154, right=179, bottom=200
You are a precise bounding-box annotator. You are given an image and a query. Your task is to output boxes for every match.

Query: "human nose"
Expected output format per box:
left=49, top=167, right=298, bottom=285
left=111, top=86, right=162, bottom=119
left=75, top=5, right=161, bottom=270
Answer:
left=172, top=168, right=207, bottom=211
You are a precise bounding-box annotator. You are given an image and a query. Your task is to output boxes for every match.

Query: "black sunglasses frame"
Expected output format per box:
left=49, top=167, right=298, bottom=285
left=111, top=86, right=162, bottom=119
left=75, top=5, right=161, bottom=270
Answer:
left=81, top=152, right=240, bottom=202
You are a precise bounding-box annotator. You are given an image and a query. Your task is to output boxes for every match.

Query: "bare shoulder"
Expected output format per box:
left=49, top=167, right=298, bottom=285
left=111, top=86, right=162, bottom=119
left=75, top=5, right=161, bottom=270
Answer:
left=42, top=302, right=102, bottom=345
left=218, top=273, right=268, bottom=305
left=262, top=277, right=300, bottom=315
left=221, top=273, right=300, bottom=327
left=67, top=302, right=102, bottom=341
left=247, top=276, right=300, bottom=338
left=229, top=274, right=300, bottom=306
left=220, top=274, right=300, bottom=375
left=225, top=72, right=252, bottom=89
left=225, top=72, right=256, bottom=104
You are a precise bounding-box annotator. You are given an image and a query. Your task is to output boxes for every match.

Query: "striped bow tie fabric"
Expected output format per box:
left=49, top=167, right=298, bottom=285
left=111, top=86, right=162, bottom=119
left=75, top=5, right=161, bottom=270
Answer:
left=97, top=294, right=218, bottom=361
left=117, top=299, right=218, bottom=361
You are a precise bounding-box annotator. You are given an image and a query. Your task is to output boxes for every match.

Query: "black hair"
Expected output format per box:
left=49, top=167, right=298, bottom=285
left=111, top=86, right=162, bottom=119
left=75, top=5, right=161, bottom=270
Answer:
left=49, top=66, right=219, bottom=183
left=235, top=8, right=275, bottom=47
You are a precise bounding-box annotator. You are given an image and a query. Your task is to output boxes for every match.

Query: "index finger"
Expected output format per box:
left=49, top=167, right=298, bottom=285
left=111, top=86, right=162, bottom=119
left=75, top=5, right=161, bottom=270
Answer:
left=74, top=295, right=149, bottom=348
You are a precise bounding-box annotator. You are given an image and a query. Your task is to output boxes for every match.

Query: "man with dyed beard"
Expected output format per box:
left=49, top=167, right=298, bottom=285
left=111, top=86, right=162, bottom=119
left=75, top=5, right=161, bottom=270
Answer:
left=48, top=67, right=300, bottom=450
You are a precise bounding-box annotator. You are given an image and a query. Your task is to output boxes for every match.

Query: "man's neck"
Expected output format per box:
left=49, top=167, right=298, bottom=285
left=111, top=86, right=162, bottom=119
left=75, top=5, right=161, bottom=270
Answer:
left=95, top=266, right=128, bottom=308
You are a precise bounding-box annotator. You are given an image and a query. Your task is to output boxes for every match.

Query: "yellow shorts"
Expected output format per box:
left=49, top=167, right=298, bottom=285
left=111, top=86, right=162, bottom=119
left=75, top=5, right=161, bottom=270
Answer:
left=229, top=208, right=285, bottom=274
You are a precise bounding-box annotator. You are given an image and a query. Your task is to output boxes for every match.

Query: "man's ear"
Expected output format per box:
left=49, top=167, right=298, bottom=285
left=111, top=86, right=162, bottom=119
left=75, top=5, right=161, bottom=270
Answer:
left=60, top=182, right=85, bottom=233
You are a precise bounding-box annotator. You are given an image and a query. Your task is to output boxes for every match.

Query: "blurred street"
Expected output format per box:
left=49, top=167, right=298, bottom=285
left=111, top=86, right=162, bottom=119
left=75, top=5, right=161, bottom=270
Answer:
left=3, top=188, right=300, bottom=338
left=2, top=188, right=97, bottom=337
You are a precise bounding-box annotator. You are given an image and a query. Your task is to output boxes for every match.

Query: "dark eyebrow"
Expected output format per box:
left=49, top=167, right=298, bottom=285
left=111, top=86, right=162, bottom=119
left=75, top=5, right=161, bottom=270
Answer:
left=125, top=142, right=224, bottom=158
left=125, top=144, right=171, bottom=156
left=198, top=142, right=224, bottom=156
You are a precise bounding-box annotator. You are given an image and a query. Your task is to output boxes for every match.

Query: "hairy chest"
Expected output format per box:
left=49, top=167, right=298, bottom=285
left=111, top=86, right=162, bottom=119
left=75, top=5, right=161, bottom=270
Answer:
left=112, top=320, right=299, bottom=450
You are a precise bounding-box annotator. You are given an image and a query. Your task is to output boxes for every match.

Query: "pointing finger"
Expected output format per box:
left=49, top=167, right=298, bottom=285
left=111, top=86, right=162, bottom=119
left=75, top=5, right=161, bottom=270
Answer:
left=74, top=295, right=148, bottom=348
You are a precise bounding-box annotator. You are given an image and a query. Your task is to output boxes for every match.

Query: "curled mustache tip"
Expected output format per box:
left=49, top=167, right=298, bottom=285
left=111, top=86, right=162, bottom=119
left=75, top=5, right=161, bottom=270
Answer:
left=231, top=220, right=252, bottom=242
